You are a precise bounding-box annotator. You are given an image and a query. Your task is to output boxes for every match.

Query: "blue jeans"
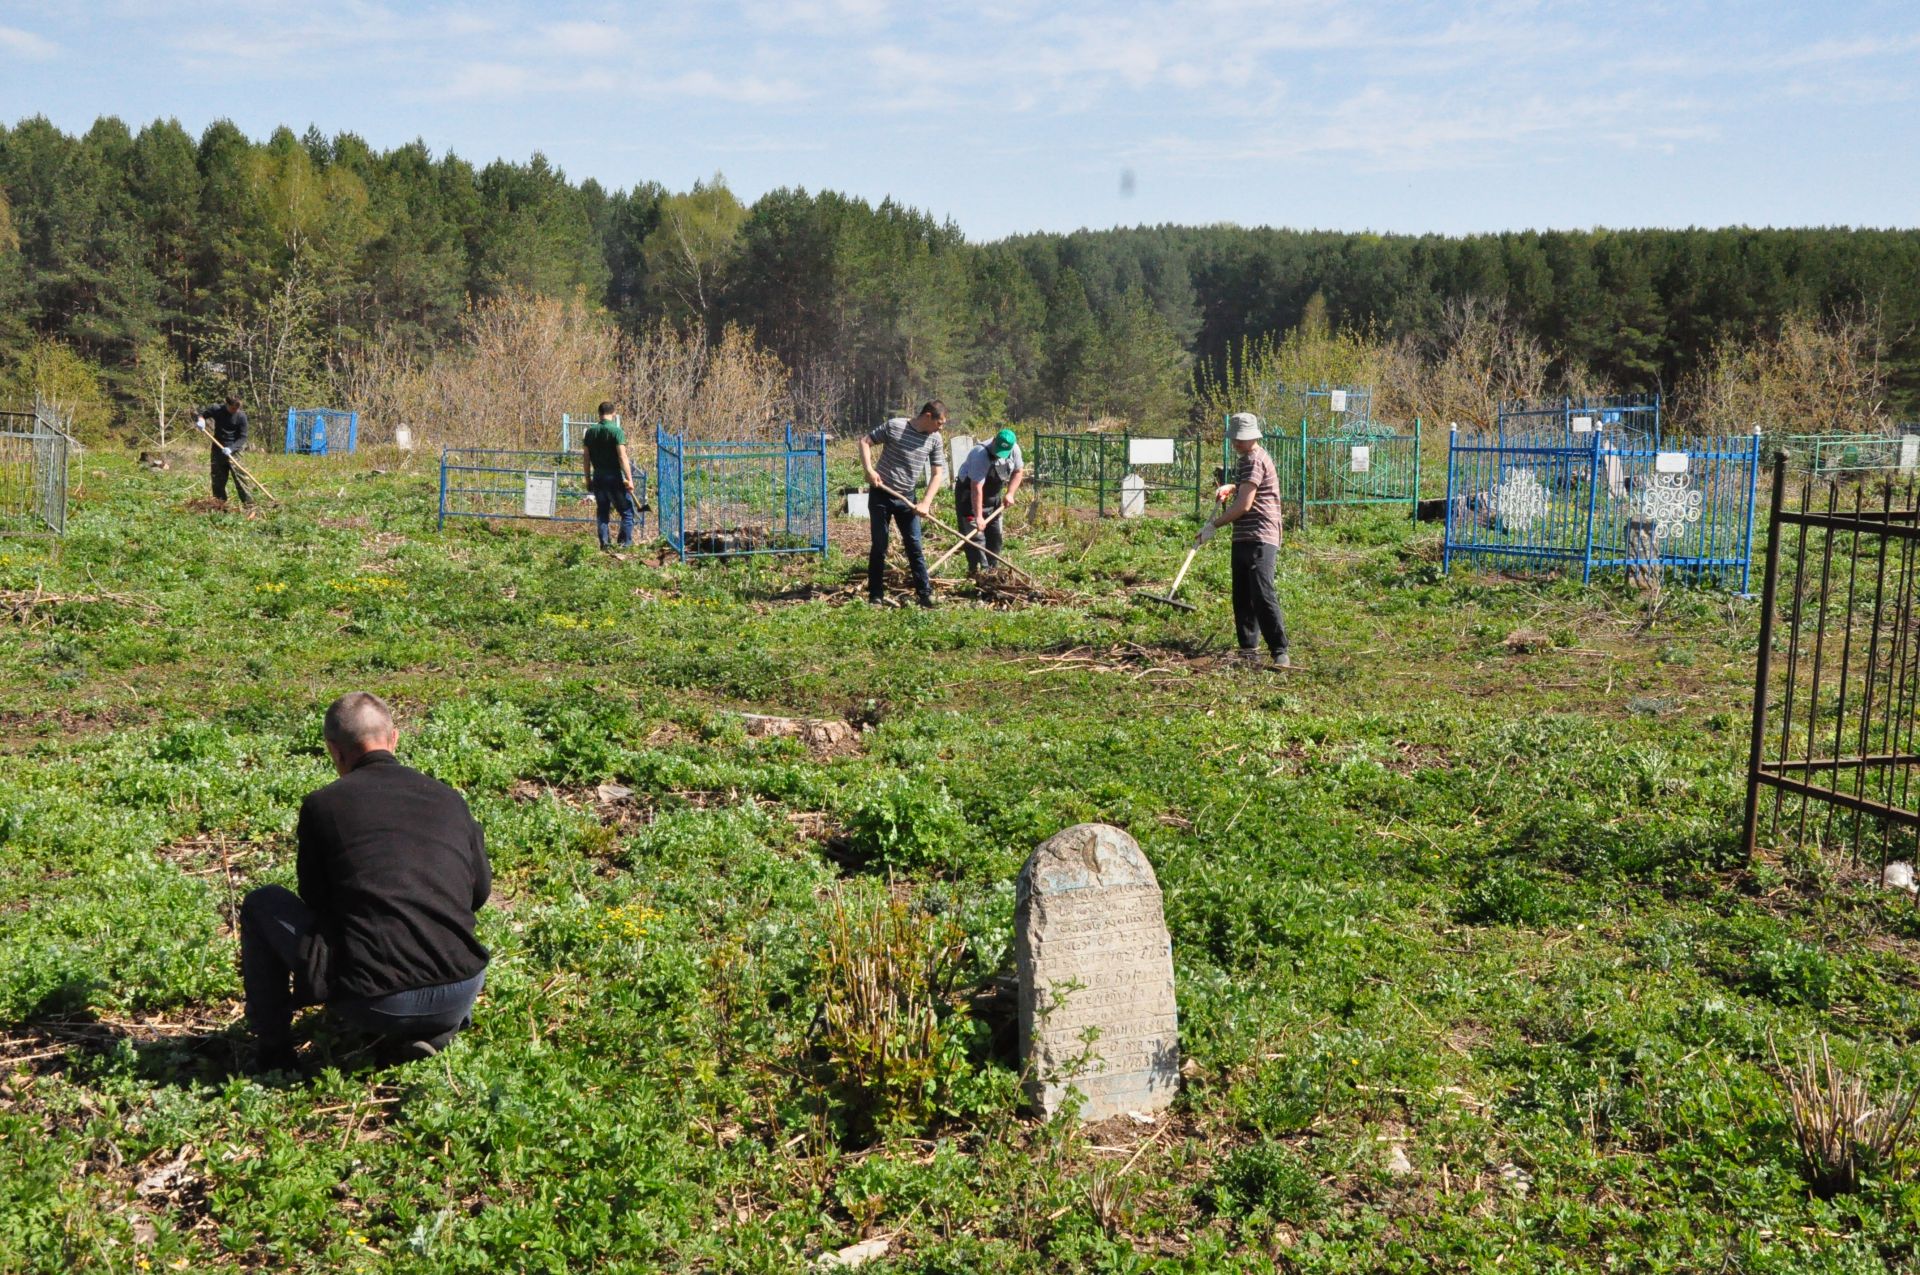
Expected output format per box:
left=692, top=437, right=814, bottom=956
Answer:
left=591, top=477, right=636, bottom=547
left=868, top=488, right=931, bottom=602
left=239, top=884, right=484, bottom=1048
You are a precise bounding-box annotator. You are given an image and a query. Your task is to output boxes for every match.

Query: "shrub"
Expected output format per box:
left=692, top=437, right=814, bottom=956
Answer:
left=1204, top=1142, right=1328, bottom=1222
left=810, top=885, right=989, bottom=1143
left=1773, top=1034, right=1918, bottom=1197
left=1453, top=864, right=1561, bottom=927
left=838, top=773, right=971, bottom=874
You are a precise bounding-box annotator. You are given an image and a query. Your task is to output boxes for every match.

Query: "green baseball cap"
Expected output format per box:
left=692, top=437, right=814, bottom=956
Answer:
left=989, top=428, right=1017, bottom=457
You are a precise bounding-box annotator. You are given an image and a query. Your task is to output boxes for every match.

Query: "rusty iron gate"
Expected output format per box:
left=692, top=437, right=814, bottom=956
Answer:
left=1743, top=456, right=1920, bottom=865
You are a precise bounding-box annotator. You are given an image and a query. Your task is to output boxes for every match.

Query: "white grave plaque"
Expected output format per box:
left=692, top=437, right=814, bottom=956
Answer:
left=1654, top=451, right=1689, bottom=475
left=1571, top=416, right=1594, bottom=433
left=523, top=473, right=556, bottom=518
left=1329, top=390, right=1348, bottom=413
left=1128, top=437, right=1176, bottom=467
left=845, top=492, right=870, bottom=519
left=1902, top=435, right=1919, bottom=475
left=393, top=425, right=414, bottom=451
left=1119, top=472, right=1147, bottom=518
left=1350, top=445, right=1371, bottom=474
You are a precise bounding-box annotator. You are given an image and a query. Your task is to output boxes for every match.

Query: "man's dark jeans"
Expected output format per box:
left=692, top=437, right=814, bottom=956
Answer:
left=1230, top=540, right=1288, bottom=657
left=210, top=440, right=252, bottom=505
left=590, top=476, right=636, bottom=547
left=868, top=488, right=931, bottom=603
left=239, top=884, right=484, bottom=1049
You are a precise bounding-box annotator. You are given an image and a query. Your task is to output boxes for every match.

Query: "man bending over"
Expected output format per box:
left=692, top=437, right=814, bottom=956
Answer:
left=240, top=692, right=491, bottom=1072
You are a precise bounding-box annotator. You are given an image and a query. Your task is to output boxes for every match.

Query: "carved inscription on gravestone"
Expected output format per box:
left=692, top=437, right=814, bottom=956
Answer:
left=1016, top=823, right=1179, bottom=1121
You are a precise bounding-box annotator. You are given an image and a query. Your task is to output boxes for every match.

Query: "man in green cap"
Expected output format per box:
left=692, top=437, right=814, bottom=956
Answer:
left=953, top=427, right=1026, bottom=574
left=579, top=401, right=637, bottom=550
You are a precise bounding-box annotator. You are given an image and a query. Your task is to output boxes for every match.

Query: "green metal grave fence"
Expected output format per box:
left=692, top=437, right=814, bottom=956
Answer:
left=1029, top=432, right=1211, bottom=517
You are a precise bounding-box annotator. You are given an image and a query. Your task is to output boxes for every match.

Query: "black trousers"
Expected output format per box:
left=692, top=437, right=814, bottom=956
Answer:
left=954, top=479, right=1005, bottom=571
left=239, top=884, right=484, bottom=1048
left=868, top=488, right=931, bottom=602
left=1231, top=540, right=1288, bottom=656
left=210, top=440, right=252, bottom=505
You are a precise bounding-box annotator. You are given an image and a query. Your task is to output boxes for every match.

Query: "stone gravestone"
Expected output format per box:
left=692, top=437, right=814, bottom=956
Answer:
left=1016, top=823, right=1179, bottom=1121
left=1119, top=472, right=1147, bottom=518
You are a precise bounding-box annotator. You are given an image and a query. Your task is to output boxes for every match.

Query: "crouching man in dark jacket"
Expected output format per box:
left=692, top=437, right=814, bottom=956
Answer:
left=240, top=692, right=491, bottom=1072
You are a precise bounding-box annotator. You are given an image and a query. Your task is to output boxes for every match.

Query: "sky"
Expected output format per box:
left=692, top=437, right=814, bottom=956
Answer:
left=1, top=0, right=1916, bottom=240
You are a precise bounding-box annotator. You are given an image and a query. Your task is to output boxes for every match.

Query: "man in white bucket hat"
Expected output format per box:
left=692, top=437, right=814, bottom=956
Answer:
left=1194, top=412, right=1290, bottom=667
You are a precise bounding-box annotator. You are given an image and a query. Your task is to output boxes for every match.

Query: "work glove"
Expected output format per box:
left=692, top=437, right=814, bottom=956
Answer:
left=1215, top=483, right=1236, bottom=502
left=1194, top=522, right=1218, bottom=547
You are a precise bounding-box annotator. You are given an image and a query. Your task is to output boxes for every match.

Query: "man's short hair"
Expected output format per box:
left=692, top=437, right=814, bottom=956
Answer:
left=224, top=395, right=241, bottom=409
left=323, top=692, right=395, bottom=749
left=598, top=401, right=616, bottom=417
left=918, top=400, right=946, bottom=422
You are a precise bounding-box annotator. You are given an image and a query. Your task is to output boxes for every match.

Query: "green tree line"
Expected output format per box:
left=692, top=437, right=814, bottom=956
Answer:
left=2, top=114, right=1916, bottom=436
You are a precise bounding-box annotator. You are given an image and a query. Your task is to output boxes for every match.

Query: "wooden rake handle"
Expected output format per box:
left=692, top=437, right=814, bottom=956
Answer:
left=928, top=503, right=1007, bottom=575
left=874, top=483, right=1041, bottom=588
left=196, top=419, right=278, bottom=503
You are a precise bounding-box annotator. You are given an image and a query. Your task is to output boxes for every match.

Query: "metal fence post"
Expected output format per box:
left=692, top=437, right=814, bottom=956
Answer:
left=1740, top=427, right=1763, bottom=595
left=285, top=408, right=296, bottom=454
left=1097, top=437, right=1107, bottom=518
left=1443, top=424, right=1458, bottom=574
left=437, top=449, right=448, bottom=530
left=1742, top=456, right=1790, bottom=859
left=1580, top=431, right=1603, bottom=585
left=1411, top=417, right=1422, bottom=515
left=349, top=411, right=359, bottom=453
left=1297, top=414, right=1309, bottom=534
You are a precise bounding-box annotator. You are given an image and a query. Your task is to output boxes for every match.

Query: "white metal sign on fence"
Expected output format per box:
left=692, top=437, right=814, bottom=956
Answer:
left=1329, top=390, right=1348, bottom=413
left=1655, top=452, right=1690, bottom=475
left=1128, top=437, right=1176, bottom=466
left=1903, top=435, right=1920, bottom=474
left=1571, top=416, right=1593, bottom=433
left=1350, top=445, right=1371, bottom=473
left=523, top=473, right=556, bottom=518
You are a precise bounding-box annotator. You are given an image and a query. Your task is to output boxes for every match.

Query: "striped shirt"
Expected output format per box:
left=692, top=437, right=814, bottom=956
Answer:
left=867, top=417, right=946, bottom=495
left=1232, top=445, right=1283, bottom=544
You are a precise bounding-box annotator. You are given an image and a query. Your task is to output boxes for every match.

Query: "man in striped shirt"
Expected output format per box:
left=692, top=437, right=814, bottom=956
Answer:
left=860, top=401, right=948, bottom=607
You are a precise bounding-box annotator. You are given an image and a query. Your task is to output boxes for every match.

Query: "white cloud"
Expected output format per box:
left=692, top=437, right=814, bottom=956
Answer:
left=438, top=61, right=535, bottom=101
left=0, top=24, right=60, bottom=59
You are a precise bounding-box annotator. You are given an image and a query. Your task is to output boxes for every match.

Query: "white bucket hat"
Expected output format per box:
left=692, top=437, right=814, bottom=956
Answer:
left=1228, top=412, right=1262, bottom=441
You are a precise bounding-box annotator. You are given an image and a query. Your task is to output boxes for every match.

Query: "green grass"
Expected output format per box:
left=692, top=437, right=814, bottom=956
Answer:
left=1, top=446, right=1917, bottom=1272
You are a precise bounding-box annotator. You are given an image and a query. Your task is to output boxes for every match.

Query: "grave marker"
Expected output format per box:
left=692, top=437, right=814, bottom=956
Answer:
left=1016, top=823, right=1179, bottom=1121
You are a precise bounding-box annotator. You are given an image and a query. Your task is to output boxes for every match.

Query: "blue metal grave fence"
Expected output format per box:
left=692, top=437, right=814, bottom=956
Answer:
left=1496, top=395, right=1661, bottom=448
left=1030, top=432, right=1210, bottom=517
left=437, top=448, right=647, bottom=533
left=1444, top=426, right=1761, bottom=590
left=284, top=408, right=358, bottom=455
left=655, top=424, right=828, bottom=560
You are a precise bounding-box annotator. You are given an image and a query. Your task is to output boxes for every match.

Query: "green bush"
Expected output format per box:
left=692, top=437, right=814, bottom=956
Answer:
left=1453, top=863, right=1562, bottom=927
left=838, top=772, right=972, bottom=874
left=1204, top=1142, right=1328, bottom=1222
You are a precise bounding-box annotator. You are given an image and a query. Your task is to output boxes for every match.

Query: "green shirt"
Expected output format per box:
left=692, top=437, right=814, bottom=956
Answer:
left=583, top=420, right=627, bottom=481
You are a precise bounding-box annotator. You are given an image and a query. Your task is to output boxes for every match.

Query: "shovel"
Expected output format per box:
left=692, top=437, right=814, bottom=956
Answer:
left=1140, top=544, right=1200, bottom=612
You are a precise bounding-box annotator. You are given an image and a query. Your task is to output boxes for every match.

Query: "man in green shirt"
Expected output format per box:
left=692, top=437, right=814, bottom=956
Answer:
left=580, top=402, right=636, bottom=549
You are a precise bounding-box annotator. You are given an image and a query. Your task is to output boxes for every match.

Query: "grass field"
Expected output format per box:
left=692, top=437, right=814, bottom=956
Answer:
left=2, top=445, right=1917, bottom=1273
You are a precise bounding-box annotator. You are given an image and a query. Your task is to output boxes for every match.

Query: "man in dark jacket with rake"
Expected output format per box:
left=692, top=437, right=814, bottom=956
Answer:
left=239, top=692, right=491, bottom=1072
